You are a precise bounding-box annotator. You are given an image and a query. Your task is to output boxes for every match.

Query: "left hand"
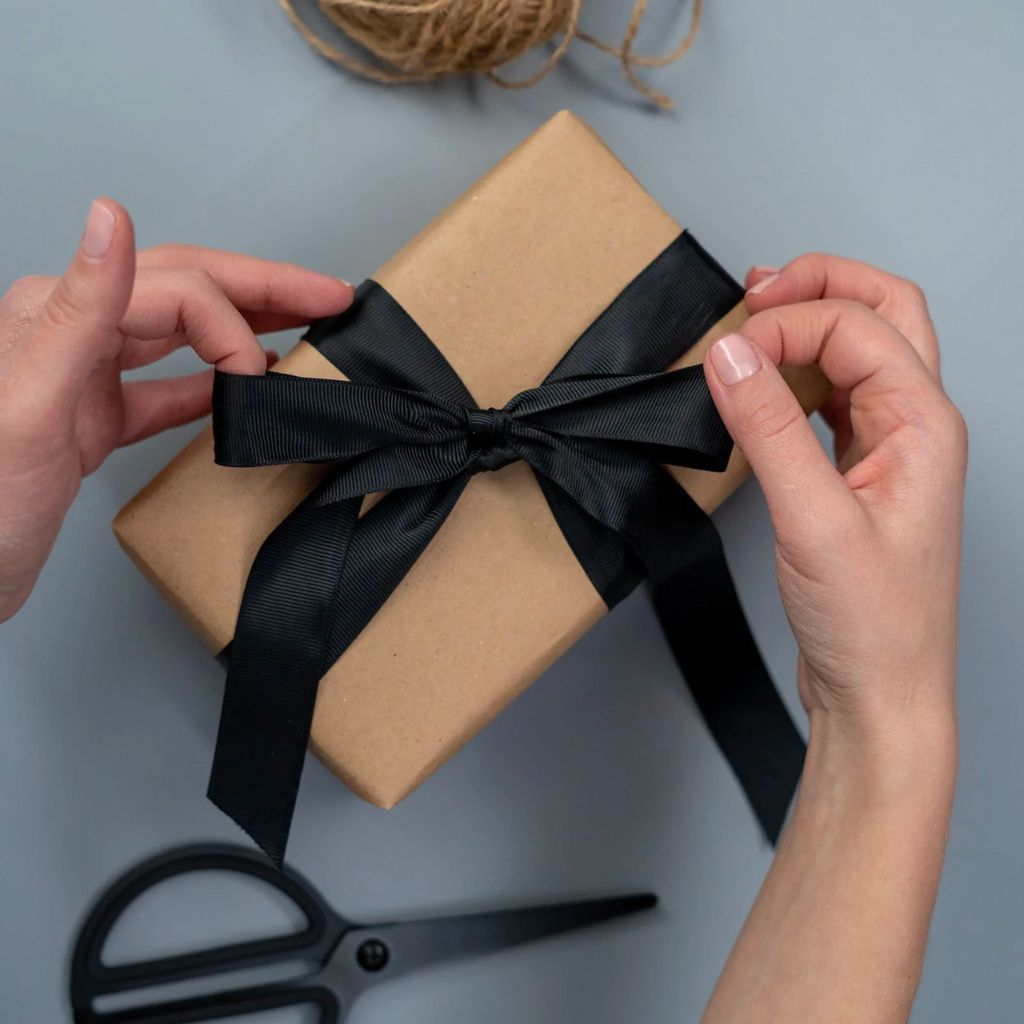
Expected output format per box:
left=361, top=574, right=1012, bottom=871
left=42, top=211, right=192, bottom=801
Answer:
left=0, top=198, right=354, bottom=621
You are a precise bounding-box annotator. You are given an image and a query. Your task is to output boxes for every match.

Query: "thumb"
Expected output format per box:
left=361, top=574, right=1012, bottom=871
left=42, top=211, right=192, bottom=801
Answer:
left=704, top=332, right=847, bottom=530
left=30, top=198, right=136, bottom=395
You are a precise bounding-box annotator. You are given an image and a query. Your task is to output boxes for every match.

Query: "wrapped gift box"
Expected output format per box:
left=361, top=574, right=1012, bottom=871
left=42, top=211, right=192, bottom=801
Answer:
left=113, top=111, right=826, bottom=853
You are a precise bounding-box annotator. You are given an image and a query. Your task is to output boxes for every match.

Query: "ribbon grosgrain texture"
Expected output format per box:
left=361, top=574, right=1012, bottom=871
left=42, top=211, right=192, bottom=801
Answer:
left=208, top=232, right=806, bottom=867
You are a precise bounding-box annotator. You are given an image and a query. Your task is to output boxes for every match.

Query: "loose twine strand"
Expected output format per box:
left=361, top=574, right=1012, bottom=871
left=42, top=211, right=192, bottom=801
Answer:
left=279, top=0, right=703, bottom=109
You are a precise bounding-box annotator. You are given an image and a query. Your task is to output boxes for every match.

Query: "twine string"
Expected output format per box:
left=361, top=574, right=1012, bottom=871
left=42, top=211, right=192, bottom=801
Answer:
left=279, top=0, right=703, bottom=109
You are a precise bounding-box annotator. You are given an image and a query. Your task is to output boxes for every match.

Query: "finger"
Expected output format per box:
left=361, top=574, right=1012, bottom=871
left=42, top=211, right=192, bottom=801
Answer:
left=137, top=244, right=353, bottom=321
left=26, top=199, right=135, bottom=395
left=242, top=311, right=329, bottom=334
left=118, top=332, right=194, bottom=370
left=704, top=333, right=851, bottom=529
left=743, top=265, right=779, bottom=291
left=119, top=351, right=281, bottom=443
left=744, top=252, right=941, bottom=380
left=119, top=317, right=311, bottom=370
left=117, top=267, right=268, bottom=374
left=119, top=330, right=281, bottom=371
left=741, top=299, right=949, bottom=462
left=119, top=369, right=214, bottom=445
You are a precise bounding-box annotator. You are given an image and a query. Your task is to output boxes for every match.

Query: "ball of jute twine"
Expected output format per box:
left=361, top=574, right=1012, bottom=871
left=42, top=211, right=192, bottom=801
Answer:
left=279, top=0, right=703, bottom=110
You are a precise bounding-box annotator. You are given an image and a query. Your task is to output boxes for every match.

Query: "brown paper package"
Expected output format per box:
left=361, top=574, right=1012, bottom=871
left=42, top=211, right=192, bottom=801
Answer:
left=114, top=111, right=827, bottom=810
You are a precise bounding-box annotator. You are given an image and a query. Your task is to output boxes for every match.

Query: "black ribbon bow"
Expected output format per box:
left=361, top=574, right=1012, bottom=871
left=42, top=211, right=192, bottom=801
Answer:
left=208, top=232, right=806, bottom=866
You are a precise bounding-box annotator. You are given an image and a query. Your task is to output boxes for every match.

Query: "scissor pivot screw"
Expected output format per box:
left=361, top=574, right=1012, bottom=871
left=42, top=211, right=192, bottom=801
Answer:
left=357, top=938, right=390, bottom=972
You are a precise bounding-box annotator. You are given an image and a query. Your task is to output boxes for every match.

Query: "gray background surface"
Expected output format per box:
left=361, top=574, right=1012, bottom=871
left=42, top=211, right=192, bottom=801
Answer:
left=1, top=2, right=1021, bottom=1020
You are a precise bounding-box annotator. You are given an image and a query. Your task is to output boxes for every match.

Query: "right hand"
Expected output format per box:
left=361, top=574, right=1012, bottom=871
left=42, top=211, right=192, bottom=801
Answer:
left=702, top=255, right=967, bottom=741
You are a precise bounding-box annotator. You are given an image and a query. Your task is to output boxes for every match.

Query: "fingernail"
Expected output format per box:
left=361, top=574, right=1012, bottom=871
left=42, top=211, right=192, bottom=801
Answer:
left=750, top=264, right=779, bottom=277
left=747, top=272, right=780, bottom=296
left=710, top=333, right=761, bottom=386
left=81, top=200, right=116, bottom=259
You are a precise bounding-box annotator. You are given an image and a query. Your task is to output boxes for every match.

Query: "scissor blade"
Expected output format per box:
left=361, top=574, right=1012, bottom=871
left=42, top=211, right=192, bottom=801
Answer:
left=341, top=893, right=656, bottom=985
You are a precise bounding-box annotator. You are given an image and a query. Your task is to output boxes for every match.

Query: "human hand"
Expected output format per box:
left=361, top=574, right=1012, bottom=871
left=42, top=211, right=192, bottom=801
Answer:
left=0, top=198, right=353, bottom=622
left=703, top=255, right=967, bottom=740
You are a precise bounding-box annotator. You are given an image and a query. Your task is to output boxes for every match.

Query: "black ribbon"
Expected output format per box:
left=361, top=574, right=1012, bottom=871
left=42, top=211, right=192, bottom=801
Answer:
left=208, top=232, right=806, bottom=867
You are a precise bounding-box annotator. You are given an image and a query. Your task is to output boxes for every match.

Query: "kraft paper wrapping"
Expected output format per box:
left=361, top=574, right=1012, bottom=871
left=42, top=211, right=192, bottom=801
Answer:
left=113, top=111, right=827, bottom=809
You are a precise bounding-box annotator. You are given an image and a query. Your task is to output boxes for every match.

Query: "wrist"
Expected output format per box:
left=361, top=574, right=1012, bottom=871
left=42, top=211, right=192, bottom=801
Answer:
left=800, top=700, right=958, bottom=814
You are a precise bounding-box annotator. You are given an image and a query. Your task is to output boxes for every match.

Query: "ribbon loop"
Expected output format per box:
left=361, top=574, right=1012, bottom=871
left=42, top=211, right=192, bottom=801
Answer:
left=213, top=372, right=467, bottom=468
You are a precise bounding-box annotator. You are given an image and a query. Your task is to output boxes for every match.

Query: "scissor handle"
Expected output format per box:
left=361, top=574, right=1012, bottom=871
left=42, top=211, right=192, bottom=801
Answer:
left=69, top=843, right=347, bottom=1022
left=75, top=982, right=341, bottom=1024
left=73, top=978, right=344, bottom=1024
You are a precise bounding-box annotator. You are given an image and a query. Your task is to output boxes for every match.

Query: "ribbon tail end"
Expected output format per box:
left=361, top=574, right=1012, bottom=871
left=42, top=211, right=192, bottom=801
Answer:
left=207, top=777, right=292, bottom=870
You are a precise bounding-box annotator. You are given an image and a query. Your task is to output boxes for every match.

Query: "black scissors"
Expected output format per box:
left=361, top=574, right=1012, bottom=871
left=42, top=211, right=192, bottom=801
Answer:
left=70, top=843, right=657, bottom=1022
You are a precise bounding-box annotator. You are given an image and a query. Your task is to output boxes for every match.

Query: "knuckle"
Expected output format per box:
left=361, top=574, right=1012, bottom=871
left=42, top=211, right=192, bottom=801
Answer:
left=780, top=251, right=826, bottom=285
left=936, top=400, right=968, bottom=452
left=895, top=275, right=928, bottom=309
left=172, top=268, right=226, bottom=346
left=261, top=275, right=279, bottom=311
left=888, top=275, right=935, bottom=328
left=180, top=266, right=215, bottom=292
left=745, top=393, right=804, bottom=444
left=2, top=277, right=30, bottom=306
left=175, top=267, right=221, bottom=313
left=907, top=397, right=968, bottom=462
left=42, top=278, right=92, bottom=328
left=789, top=251, right=825, bottom=270
left=2, top=275, right=49, bottom=315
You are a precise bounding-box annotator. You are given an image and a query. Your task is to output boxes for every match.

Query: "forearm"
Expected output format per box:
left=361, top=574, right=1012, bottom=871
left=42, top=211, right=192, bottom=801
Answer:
left=702, top=702, right=957, bottom=1023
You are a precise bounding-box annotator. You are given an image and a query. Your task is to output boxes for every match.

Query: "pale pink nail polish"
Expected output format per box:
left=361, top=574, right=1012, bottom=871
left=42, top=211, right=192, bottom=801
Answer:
left=747, top=272, right=780, bottom=296
left=710, top=333, right=761, bottom=386
left=81, top=200, right=116, bottom=259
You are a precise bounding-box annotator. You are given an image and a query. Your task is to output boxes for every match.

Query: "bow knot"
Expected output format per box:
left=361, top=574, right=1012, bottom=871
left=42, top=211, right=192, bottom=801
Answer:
left=465, top=406, right=515, bottom=471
